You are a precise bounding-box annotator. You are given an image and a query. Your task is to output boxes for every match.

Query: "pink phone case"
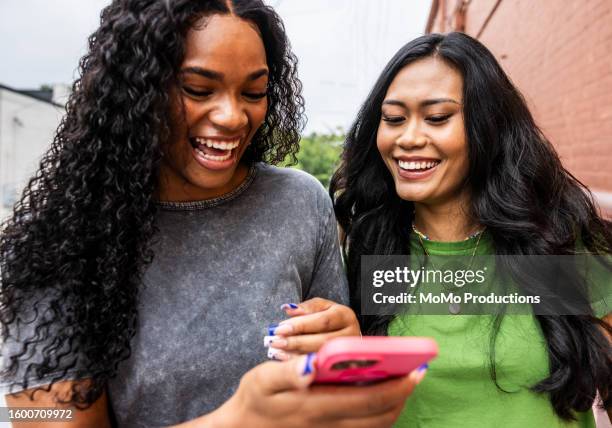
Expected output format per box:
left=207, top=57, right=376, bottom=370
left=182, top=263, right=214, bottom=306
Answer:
left=313, top=336, right=438, bottom=384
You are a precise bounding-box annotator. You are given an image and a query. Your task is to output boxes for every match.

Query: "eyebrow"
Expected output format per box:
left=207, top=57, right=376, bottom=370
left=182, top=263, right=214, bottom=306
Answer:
left=181, top=67, right=269, bottom=81
left=382, top=98, right=461, bottom=108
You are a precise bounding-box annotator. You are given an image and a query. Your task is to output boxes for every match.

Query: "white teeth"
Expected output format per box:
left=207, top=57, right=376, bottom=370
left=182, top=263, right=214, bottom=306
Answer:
left=195, top=137, right=240, bottom=150
left=398, top=160, right=439, bottom=171
left=195, top=148, right=232, bottom=162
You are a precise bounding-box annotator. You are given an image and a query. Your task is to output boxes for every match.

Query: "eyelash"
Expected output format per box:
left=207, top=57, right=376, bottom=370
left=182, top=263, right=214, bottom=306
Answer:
left=182, top=87, right=267, bottom=100
left=244, top=92, right=267, bottom=100
left=381, top=114, right=452, bottom=125
left=182, top=87, right=212, bottom=97
left=426, top=114, right=451, bottom=124
left=381, top=115, right=404, bottom=124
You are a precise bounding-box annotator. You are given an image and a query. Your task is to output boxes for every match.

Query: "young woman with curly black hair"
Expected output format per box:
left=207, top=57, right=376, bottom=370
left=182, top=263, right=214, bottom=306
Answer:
left=0, top=1, right=421, bottom=427
left=330, top=32, right=611, bottom=427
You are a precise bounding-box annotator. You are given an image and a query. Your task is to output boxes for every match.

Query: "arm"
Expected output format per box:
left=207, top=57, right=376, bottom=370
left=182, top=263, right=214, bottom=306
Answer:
left=5, top=381, right=229, bottom=428
left=173, top=354, right=423, bottom=428
left=7, top=355, right=423, bottom=428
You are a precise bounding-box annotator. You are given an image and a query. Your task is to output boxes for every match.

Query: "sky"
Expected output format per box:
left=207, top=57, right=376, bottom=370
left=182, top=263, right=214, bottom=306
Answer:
left=0, top=0, right=430, bottom=134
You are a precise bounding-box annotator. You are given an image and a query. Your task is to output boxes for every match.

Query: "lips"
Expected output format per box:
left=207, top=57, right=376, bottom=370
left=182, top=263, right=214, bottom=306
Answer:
left=395, top=158, right=441, bottom=180
left=189, top=136, right=243, bottom=170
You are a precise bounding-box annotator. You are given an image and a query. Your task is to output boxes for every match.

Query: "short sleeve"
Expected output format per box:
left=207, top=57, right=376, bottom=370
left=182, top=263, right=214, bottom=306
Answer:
left=0, top=291, right=89, bottom=395
left=303, top=190, right=349, bottom=305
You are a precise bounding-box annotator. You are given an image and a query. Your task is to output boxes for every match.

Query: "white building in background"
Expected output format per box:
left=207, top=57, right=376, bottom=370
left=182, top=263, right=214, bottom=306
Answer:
left=0, top=83, right=67, bottom=220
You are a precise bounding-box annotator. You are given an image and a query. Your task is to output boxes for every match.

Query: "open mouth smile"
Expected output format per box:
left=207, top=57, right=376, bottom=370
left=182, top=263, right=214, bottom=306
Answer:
left=395, top=158, right=441, bottom=179
left=189, top=136, right=242, bottom=170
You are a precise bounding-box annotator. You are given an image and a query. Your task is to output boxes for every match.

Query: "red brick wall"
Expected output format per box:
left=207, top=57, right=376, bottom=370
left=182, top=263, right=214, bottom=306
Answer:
left=427, top=0, right=612, bottom=217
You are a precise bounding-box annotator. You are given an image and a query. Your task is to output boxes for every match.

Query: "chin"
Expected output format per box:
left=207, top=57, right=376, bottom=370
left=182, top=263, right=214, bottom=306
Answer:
left=191, top=170, right=234, bottom=189
left=394, top=184, right=434, bottom=203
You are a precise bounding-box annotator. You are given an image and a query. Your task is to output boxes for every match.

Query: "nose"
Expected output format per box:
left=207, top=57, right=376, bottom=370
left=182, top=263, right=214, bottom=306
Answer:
left=209, top=95, right=248, bottom=132
left=396, top=119, right=428, bottom=149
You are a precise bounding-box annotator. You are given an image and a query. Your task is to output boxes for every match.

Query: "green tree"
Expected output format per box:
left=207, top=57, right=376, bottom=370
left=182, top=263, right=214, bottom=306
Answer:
left=286, top=131, right=344, bottom=188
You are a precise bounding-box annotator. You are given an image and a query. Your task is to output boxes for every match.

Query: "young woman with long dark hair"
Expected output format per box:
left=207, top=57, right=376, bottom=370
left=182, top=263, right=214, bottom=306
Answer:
left=330, top=32, right=611, bottom=427
left=0, top=1, right=420, bottom=426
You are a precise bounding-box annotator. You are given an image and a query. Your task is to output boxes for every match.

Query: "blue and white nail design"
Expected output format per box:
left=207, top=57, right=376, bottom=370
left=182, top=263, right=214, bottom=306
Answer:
left=267, top=347, right=284, bottom=360
left=267, top=323, right=279, bottom=336
left=263, top=335, right=278, bottom=347
left=280, top=303, right=299, bottom=310
left=302, top=352, right=315, bottom=375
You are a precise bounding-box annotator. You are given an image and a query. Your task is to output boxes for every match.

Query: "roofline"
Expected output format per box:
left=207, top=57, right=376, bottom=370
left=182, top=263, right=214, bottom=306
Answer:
left=0, top=83, right=64, bottom=108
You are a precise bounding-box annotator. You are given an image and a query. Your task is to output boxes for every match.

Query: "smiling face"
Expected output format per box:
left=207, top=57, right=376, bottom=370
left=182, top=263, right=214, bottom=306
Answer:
left=159, top=14, right=269, bottom=201
left=377, top=57, right=469, bottom=207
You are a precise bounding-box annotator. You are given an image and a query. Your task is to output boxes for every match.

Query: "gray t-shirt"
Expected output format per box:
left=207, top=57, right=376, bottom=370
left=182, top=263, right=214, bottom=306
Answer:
left=2, top=163, right=348, bottom=427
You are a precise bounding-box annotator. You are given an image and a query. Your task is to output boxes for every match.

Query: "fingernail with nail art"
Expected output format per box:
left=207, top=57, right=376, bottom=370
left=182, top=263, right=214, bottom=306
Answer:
left=280, top=303, right=299, bottom=311
left=302, top=353, right=315, bottom=376
left=414, top=364, right=428, bottom=384
left=268, top=347, right=286, bottom=360
left=263, top=335, right=288, bottom=348
left=268, top=323, right=293, bottom=335
left=267, top=323, right=279, bottom=336
left=263, top=335, right=276, bottom=347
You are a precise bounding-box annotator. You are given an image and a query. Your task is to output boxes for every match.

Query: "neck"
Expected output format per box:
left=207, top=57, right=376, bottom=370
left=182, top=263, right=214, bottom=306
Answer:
left=156, top=162, right=249, bottom=202
left=413, top=196, right=480, bottom=242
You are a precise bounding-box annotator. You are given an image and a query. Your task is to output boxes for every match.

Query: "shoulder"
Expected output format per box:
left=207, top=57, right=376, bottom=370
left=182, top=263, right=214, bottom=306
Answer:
left=253, top=163, right=331, bottom=206
left=255, top=163, right=326, bottom=191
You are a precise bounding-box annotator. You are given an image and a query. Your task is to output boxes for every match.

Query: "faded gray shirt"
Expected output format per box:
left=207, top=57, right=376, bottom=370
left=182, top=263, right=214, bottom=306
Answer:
left=106, top=164, right=348, bottom=426
left=0, top=163, right=347, bottom=427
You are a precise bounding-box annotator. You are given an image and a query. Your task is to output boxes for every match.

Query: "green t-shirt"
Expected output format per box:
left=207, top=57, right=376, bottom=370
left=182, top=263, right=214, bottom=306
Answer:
left=388, top=233, right=610, bottom=428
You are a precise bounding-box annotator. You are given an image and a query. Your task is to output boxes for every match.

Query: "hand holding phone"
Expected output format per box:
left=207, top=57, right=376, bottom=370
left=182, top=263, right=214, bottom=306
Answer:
left=313, top=336, right=438, bottom=384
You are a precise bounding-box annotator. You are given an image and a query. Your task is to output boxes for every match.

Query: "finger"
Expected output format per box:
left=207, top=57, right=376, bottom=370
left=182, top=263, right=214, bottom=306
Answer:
left=271, top=330, right=351, bottom=353
left=280, top=297, right=335, bottom=317
left=305, top=370, right=422, bottom=419
left=248, top=353, right=317, bottom=394
left=272, top=308, right=351, bottom=336
left=266, top=346, right=299, bottom=361
left=294, top=297, right=335, bottom=314
left=279, top=302, right=308, bottom=316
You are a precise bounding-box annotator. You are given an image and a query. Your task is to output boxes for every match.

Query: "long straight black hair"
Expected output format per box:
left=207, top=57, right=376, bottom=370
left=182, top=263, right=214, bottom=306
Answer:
left=330, top=32, right=611, bottom=420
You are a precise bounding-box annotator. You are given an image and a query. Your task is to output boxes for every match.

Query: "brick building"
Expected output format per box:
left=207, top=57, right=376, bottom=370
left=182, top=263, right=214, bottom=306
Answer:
left=426, top=0, right=612, bottom=217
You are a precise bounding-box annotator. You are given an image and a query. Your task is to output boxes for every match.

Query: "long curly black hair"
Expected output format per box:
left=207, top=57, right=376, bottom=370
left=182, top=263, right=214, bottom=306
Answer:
left=330, top=32, right=611, bottom=420
left=0, top=0, right=304, bottom=407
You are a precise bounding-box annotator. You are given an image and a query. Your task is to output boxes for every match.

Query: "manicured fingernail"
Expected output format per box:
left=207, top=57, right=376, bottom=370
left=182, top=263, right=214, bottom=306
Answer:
left=280, top=303, right=299, bottom=310
left=417, top=363, right=428, bottom=372
left=263, top=335, right=288, bottom=348
left=268, top=347, right=285, bottom=360
left=414, top=365, right=428, bottom=384
left=267, top=323, right=279, bottom=336
left=302, top=353, right=315, bottom=376
left=272, top=323, right=294, bottom=335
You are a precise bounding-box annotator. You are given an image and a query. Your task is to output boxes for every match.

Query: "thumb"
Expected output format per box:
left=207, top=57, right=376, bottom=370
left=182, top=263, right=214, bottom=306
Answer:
left=254, top=353, right=317, bottom=394
left=282, top=297, right=334, bottom=316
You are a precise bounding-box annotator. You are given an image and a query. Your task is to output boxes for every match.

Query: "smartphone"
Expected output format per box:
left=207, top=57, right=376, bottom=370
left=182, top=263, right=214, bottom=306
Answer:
left=313, top=336, right=438, bottom=384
